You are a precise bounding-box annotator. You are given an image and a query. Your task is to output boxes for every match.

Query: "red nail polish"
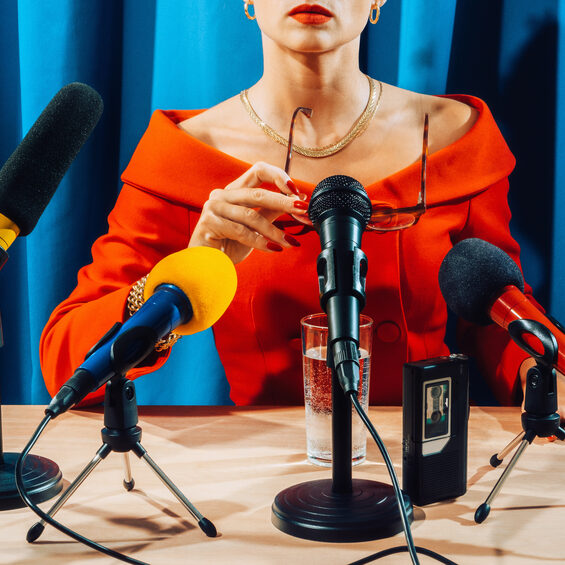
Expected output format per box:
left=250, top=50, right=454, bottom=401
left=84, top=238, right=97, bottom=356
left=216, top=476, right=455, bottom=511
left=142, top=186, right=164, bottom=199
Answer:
left=294, top=200, right=309, bottom=210
left=267, top=242, right=283, bottom=252
left=286, top=180, right=299, bottom=196
left=284, top=234, right=301, bottom=247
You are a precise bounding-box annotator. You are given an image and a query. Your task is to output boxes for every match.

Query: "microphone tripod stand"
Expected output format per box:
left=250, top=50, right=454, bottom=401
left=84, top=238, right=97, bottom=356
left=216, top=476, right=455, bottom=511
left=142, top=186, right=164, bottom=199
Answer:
left=474, top=319, right=565, bottom=524
left=26, top=373, right=217, bottom=542
left=272, top=365, right=413, bottom=542
left=0, top=247, right=63, bottom=510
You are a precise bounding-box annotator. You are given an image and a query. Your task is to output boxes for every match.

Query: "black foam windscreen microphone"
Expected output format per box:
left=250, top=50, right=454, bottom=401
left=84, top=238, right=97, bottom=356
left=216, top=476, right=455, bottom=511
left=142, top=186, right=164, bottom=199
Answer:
left=438, top=238, right=525, bottom=326
left=0, top=82, right=103, bottom=512
left=308, top=175, right=372, bottom=393
left=439, top=238, right=565, bottom=374
left=0, top=82, right=103, bottom=251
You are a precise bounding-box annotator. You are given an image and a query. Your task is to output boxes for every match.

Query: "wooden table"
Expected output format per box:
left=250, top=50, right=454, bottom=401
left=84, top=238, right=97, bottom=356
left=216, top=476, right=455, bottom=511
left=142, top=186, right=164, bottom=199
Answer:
left=1, top=406, right=564, bottom=564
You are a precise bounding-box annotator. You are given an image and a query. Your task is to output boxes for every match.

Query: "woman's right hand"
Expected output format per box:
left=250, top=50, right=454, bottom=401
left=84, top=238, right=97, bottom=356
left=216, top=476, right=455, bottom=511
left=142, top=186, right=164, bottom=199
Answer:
left=188, top=162, right=308, bottom=264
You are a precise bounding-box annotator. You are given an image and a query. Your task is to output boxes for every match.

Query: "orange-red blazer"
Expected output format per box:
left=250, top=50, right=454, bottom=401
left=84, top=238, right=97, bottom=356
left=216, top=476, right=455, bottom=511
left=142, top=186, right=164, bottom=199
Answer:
left=40, top=95, right=536, bottom=407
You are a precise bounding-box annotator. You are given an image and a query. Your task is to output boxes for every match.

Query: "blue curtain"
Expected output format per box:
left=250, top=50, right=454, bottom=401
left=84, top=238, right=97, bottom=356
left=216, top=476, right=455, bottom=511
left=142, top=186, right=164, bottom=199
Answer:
left=0, top=0, right=562, bottom=405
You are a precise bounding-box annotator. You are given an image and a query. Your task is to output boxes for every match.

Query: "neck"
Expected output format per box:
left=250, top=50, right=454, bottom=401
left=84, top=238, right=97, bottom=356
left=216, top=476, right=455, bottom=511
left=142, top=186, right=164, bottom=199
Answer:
left=246, top=36, right=371, bottom=148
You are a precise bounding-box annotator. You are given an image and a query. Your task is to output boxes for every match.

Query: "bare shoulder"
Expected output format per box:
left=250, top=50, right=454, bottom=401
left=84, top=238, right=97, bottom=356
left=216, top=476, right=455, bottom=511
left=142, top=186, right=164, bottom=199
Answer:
left=423, top=94, right=480, bottom=151
left=177, top=95, right=247, bottom=147
left=375, top=83, right=480, bottom=154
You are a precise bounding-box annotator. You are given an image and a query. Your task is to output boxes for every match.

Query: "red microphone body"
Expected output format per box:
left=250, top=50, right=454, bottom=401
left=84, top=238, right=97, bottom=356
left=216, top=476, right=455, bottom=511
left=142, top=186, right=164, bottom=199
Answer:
left=490, top=285, right=565, bottom=374
left=438, top=238, right=565, bottom=375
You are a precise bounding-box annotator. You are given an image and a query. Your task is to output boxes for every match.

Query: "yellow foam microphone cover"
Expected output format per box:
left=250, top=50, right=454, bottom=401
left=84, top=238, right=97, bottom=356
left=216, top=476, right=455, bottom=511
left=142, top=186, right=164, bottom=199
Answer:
left=144, top=246, right=237, bottom=335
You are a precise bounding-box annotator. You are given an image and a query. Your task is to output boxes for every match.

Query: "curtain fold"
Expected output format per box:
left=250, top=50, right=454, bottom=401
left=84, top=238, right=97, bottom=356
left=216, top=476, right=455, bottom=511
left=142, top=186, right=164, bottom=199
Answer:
left=554, top=0, right=565, bottom=311
left=397, top=0, right=457, bottom=94
left=0, top=0, right=562, bottom=405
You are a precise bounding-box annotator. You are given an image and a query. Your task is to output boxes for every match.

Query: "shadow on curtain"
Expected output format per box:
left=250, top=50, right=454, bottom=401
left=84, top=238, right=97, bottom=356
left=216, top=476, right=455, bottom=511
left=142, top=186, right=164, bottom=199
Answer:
left=0, top=0, right=562, bottom=406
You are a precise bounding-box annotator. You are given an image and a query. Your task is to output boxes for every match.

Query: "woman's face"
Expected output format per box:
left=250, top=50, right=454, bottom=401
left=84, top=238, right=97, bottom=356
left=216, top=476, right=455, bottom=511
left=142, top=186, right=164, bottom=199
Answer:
left=251, top=1, right=382, bottom=54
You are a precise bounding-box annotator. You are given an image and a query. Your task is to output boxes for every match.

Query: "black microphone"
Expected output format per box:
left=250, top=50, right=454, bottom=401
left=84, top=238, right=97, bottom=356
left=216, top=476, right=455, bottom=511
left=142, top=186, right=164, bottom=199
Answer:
left=0, top=82, right=103, bottom=261
left=308, top=175, right=372, bottom=393
left=0, top=82, right=103, bottom=511
left=271, top=176, right=413, bottom=544
left=438, top=238, right=565, bottom=373
left=46, top=247, right=237, bottom=417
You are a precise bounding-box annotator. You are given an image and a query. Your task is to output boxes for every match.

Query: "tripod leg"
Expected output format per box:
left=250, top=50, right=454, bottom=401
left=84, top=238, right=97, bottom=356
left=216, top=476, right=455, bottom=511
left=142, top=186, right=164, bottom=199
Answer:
left=475, top=437, right=530, bottom=524
left=490, top=430, right=525, bottom=467
left=133, top=442, right=217, bottom=537
left=26, top=444, right=111, bottom=542
left=122, top=453, right=134, bottom=491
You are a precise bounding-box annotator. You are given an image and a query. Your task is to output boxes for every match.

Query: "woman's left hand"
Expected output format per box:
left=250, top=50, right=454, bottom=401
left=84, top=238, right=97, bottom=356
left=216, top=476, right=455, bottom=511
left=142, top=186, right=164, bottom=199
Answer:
left=519, top=357, right=565, bottom=424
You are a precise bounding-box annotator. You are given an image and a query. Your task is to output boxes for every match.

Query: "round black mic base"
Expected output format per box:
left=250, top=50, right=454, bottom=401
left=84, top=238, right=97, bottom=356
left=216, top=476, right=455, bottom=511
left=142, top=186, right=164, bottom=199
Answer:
left=0, top=452, right=63, bottom=511
left=272, top=478, right=413, bottom=542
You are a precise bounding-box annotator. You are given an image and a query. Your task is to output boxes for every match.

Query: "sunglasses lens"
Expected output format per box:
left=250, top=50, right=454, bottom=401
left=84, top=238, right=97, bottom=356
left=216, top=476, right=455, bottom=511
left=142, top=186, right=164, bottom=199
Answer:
left=368, top=203, right=417, bottom=231
left=367, top=213, right=416, bottom=231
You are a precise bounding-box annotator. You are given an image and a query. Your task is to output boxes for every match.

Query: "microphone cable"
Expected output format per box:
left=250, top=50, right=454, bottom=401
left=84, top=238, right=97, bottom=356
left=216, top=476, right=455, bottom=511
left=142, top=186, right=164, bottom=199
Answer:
left=347, top=392, right=458, bottom=565
left=15, top=414, right=149, bottom=565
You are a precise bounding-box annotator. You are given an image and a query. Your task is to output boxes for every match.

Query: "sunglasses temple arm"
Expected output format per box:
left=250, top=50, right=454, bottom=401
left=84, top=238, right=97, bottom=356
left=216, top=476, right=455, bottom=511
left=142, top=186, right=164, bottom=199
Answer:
left=419, top=113, right=429, bottom=207
left=284, top=106, right=313, bottom=174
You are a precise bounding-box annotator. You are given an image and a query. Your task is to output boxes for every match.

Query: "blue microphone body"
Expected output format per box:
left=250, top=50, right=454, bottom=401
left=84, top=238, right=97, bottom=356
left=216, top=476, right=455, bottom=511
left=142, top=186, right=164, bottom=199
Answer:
left=46, top=284, right=192, bottom=416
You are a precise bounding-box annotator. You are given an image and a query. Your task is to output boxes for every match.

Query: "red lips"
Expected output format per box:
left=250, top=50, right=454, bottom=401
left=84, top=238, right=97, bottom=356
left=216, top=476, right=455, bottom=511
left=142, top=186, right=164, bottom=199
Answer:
left=289, top=4, right=333, bottom=24
left=289, top=4, right=333, bottom=16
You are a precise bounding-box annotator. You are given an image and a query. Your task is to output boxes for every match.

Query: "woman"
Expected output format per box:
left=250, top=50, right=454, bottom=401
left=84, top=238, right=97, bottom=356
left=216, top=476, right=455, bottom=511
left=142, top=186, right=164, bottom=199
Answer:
left=39, top=1, right=562, bottom=413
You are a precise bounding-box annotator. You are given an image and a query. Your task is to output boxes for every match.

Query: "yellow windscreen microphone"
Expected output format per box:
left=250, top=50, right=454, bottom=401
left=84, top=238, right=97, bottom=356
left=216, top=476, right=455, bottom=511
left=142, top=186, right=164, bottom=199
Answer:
left=144, top=246, right=237, bottom=335
left=47, top=246, right=237, bottom=417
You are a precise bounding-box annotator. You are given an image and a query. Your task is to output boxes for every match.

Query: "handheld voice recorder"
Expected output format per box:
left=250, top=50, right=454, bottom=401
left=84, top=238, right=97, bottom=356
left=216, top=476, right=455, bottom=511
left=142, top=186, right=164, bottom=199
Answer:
left=402, top=354, right=469, bottom=506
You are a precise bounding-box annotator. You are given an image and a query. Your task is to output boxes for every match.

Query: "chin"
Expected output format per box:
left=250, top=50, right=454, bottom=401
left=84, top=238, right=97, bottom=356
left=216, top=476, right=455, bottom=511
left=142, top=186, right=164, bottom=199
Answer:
left=265, top=20, right=360, bottom=55
left=276, top=30, right=339, bottom=53
left=289, top=43, right=333, bottom=54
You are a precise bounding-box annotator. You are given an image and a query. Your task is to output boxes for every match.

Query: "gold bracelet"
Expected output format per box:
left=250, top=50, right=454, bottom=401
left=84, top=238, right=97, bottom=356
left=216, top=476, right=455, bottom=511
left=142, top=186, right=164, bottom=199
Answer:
left=127, top=276, right=182, bottom=352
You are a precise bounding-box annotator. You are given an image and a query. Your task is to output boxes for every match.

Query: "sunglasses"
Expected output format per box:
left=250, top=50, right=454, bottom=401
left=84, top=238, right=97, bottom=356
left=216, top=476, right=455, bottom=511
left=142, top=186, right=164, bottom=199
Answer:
left=282, top=109, right=429, bottom=233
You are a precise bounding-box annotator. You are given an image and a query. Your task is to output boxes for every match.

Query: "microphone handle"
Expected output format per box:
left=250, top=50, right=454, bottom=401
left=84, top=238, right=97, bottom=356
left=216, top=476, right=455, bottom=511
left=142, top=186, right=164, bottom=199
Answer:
left=317, top=215, right=367, bottom=338
left=490, top=285, right=565, bottom=373
left=47, top=284, right=192, bottom=416
left=316, top=214, right=368, bottom=393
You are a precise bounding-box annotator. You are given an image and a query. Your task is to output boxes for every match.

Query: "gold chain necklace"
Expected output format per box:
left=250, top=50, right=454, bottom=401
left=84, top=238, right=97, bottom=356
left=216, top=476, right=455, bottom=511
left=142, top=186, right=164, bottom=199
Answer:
left=239, top=75, right=383, bottom=158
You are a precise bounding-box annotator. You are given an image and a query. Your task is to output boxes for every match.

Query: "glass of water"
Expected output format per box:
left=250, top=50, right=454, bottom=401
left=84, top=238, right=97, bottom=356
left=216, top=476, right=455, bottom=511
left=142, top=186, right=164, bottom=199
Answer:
left=301, top=313, right=373, bottom=466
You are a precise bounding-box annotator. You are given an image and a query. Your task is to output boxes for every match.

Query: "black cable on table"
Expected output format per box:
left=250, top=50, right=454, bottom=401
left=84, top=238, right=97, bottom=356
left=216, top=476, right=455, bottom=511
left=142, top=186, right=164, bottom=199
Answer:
left=349, top=392, right=458, bottom=565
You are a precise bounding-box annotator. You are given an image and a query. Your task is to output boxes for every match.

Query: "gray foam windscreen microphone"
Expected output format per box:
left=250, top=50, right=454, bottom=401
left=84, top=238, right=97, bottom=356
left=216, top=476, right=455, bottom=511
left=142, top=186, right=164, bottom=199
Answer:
left=438, top=238, right=525, bottom=326
left=0, top=82, right=104, bottom=236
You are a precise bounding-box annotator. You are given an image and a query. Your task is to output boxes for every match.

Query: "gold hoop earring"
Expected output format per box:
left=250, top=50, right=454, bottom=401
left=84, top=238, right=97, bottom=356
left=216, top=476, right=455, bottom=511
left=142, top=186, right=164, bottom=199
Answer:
left=244, top=2, right=256, bottom=21
left=369, top=4, right=380, bottom=24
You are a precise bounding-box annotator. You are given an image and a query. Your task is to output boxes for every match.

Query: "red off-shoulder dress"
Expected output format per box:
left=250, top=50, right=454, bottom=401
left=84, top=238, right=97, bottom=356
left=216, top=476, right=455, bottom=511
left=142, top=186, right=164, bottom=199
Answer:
left=40, top=95, right=536, bottom=407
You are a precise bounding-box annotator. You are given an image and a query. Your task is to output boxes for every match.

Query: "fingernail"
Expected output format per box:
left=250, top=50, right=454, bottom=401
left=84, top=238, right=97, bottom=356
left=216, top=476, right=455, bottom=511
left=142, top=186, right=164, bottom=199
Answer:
left=286, top=180, right=299, bottom=196
left=299, top=192, right=308, bottom=200
left=293, top=200, right=309, bottom=210
left=267, top=242, right=283, bottom=252
left=284, top=234, right=301, bottom=247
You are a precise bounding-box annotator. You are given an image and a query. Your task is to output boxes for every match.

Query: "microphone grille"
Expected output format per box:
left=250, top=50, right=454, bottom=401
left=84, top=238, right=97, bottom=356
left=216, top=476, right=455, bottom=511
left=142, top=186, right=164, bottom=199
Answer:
left=308, top=175, right=372, bottom=228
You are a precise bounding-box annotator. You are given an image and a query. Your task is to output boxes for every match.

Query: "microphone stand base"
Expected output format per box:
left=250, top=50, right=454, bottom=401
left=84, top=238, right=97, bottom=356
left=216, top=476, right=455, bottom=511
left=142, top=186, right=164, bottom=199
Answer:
left=272, top=478, right=413, bottom=542
left=0, top=453, right=63, bottom=511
